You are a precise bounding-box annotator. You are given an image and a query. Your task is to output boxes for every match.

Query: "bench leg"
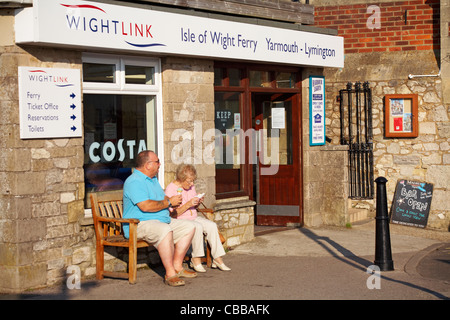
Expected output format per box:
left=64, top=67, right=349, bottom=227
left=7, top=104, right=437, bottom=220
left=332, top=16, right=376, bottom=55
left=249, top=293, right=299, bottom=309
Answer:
left=96, top=243, right=104, bottom=280
left=206, top=243, right=212, bottom=268
left=129, top=236, right=138, bottom=284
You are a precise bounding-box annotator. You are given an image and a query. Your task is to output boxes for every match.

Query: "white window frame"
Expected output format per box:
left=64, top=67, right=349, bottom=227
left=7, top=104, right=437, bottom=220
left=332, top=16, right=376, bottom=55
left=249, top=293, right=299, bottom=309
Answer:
left=82, top=53, right=165, bottom=216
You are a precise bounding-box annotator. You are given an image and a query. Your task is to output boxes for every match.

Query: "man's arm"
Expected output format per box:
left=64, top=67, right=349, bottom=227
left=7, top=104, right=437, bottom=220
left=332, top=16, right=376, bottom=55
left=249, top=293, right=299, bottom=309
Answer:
left=137, top=197, right=170, bottom=213
left=137, top=195, right=182, bottom=213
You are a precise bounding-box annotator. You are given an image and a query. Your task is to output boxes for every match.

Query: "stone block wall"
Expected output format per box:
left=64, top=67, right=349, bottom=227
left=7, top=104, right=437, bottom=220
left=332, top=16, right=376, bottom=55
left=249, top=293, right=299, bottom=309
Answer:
left=323, top=52, right=449, bottom=230
left=303, top=145, right=349, bottom=227
left=301, top=68, right=350, bottom=227
left=160, top=57, right=216, bottom=206
left=0, top=42, right=86, bottom=291
left=160, top=56, right=255, bottom=248
left=213, top=197, right=256, bottom=247
left=314, top=0, right=449, bottom=231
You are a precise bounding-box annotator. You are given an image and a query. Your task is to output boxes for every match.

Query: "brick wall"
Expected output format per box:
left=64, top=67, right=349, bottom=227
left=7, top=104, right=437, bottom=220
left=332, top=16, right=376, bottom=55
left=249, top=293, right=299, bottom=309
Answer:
left=314, top=0, right=440, bottom=54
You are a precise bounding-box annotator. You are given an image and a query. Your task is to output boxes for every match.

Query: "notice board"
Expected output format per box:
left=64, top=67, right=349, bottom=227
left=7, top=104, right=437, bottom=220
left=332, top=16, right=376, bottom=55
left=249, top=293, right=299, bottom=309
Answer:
left=391, top=180, right=433, bottom=228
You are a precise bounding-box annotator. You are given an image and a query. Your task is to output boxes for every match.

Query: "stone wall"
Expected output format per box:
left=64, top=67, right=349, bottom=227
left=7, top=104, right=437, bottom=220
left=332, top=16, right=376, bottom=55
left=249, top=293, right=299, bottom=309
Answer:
left=303, top=145, right=349, bottom=227
left=313, top=0, right=449, bottom=232
left=161, top=57, right=216, bottom=206
left=301, top=68, right=350, bottom=227
left=213, top=197, right=256, bottom=247
left=323, top=51, right=449, bottom=231
left=160, top=56, right=256, bottom=248
left=0, top=42, right=86, bottom=291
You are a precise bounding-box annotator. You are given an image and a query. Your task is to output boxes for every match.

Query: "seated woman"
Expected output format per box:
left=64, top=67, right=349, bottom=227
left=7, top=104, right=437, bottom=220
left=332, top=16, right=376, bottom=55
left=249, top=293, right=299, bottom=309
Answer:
left=165, top=164, right=230, bottom=272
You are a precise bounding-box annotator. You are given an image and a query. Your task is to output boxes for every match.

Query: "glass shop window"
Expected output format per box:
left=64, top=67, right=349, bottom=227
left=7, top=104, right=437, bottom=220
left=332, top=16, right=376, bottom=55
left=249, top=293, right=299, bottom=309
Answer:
left=214, top=92, right=244, bottom=194
left=82, top=54, right=161, bottom=209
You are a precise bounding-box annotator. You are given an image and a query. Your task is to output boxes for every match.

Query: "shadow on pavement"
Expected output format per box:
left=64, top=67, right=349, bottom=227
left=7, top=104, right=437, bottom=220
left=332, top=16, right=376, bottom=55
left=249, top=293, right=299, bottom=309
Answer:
left=298, top=227, right=449, bottom=300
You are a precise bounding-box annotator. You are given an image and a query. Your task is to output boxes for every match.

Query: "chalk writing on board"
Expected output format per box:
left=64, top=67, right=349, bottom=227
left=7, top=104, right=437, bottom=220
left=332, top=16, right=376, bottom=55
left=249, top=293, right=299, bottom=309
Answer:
left=391, top=180, right=433, bottom=228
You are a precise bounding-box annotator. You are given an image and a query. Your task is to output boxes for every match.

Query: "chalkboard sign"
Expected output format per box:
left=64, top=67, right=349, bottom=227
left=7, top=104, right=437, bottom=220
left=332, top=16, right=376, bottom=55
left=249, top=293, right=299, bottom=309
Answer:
left=391, top=180, right=433, bottom=228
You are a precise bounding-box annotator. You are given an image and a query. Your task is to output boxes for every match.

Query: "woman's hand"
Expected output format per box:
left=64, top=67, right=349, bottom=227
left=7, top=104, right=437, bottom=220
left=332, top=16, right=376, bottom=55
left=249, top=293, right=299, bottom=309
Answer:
left=189, top=196, right=200, bottom=207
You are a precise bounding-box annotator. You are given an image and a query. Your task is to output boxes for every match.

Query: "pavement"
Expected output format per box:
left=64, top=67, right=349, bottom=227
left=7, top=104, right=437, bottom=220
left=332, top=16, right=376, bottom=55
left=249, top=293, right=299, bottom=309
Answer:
left=2, top=219, right=449, bottom=308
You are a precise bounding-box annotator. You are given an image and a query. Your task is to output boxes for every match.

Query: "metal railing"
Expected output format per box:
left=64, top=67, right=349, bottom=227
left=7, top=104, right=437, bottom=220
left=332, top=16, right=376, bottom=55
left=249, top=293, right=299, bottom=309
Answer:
left=339, top=82, right=374, bottom=199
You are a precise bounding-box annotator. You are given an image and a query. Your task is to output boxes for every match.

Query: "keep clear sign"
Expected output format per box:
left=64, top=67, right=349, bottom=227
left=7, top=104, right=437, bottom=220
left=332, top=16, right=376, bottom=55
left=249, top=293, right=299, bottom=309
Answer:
left=18, top=67, right=82, bottom=139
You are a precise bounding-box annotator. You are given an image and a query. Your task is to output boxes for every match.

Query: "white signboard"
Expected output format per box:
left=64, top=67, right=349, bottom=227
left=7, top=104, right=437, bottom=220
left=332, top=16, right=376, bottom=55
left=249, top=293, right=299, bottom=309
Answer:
left=271, top=108, right=286, bottom=129
left=18, top=67, right=82, bottom=139
left=15, top=0, right=344, bottom=68
left=309, top=76, right=326, bottom=146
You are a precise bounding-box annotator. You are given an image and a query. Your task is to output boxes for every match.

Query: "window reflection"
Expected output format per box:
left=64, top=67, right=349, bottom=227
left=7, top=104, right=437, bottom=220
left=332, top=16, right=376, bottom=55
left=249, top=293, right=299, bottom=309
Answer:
left=83, top=63, right=115, bottom=83
left=276, top=72, right=295, bottom=88
left=249, top=70, right=271, bottom=87
left=125, top=65, right=155, bottom=85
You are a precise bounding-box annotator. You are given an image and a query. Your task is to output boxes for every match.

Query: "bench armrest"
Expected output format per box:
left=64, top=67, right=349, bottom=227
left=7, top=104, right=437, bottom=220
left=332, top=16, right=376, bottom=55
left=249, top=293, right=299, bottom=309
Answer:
left=95, top=216, right=140, bottom=225
left=198, top=208, right=214, bottom=221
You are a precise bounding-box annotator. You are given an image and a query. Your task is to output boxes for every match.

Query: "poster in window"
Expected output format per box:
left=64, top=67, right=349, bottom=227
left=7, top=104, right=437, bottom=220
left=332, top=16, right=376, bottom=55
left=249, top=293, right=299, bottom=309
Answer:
left=384, top=94, right=418, bottom=138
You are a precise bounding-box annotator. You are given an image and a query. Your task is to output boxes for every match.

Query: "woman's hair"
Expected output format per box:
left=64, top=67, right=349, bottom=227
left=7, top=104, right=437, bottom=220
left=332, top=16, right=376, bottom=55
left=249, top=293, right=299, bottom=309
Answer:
left=176, top=164, right=197, bottom=182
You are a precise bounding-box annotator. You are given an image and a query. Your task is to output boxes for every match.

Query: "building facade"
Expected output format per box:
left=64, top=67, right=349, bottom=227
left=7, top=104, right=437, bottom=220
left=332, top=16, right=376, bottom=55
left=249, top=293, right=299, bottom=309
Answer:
left=0, top=0, right=345, bottom=292
left=312, top=0, right=449, bottom=230
left=0, top=0, right=448, bottom=292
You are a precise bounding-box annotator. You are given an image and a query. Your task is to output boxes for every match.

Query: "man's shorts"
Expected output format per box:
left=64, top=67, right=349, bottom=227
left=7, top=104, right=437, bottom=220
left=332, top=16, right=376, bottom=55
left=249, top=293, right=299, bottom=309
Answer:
left=136, top=218, right=195, bottom=248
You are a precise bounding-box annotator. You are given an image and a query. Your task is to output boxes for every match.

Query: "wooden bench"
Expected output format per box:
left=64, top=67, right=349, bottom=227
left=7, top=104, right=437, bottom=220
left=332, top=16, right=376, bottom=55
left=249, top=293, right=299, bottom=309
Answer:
left=90, top=190, right=225, bottom=284
left=90, top=190, right=152, bottom=284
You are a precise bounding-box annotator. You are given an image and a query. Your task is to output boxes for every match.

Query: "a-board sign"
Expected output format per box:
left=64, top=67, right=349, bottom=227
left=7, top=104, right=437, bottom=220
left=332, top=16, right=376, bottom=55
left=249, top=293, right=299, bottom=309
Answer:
left=391, top=180, right=433, bottom=228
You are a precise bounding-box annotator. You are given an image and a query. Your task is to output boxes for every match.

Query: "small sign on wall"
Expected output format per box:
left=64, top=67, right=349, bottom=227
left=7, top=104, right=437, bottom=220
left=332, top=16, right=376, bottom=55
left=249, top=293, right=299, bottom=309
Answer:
left=309, top=75, right=326, bottom=146
left=18, top=66, right=82, bottom=139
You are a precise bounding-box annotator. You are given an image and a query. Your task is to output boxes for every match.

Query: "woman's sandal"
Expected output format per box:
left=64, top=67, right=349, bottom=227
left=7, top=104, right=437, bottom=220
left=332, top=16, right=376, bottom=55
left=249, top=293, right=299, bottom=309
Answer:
left=164, top=274, right=185, bottom=287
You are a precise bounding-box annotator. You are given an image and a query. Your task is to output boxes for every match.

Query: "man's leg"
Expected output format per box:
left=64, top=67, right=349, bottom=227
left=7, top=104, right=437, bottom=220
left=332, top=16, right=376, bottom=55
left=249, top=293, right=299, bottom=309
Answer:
left=137, top=220, right=179, bottom=278
left=173, top=226, right=195, bottom=272
left=156, top=231, right=177, bottom=278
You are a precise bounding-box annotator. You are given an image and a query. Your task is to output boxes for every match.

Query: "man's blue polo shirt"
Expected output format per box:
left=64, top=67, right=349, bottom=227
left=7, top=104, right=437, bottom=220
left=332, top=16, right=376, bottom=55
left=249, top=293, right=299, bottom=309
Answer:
left=122, top=169, right=170, bottom=239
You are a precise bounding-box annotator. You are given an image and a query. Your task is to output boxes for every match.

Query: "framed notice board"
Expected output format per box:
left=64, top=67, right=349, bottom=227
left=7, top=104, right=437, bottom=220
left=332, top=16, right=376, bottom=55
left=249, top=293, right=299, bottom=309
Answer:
left=384, top=94, right=418, bottom=138
left=391, top=180, right=433, bottom=228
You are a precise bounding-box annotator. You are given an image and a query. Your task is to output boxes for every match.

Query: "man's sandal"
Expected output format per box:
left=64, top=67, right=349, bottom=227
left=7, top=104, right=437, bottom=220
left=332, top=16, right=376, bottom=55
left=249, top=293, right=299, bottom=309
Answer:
left=177, top=268, right=198, bottom=278
left=164, top=275, right=185, bottom=287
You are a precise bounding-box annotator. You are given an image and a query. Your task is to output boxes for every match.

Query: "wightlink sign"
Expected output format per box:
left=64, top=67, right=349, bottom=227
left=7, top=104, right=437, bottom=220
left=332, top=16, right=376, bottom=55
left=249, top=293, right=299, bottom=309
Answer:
left=18, top=67, right=82, bottom=139
left=15, top=0, right=344, bottom=68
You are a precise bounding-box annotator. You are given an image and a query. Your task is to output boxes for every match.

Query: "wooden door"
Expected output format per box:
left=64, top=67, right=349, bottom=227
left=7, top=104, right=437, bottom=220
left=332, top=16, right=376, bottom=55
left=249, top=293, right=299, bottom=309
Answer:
left=253, top=93, right=302, bottom=226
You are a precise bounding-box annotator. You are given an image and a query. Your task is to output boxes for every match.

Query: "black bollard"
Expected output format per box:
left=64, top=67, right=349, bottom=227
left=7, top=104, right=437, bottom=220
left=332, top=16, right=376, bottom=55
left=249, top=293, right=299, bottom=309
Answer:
left=374, top=177, right=394, bottom=271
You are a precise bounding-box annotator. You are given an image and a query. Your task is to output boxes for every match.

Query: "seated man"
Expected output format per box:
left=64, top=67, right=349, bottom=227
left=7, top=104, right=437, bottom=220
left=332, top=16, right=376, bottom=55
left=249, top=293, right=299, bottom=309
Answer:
left=122, top=150, right=197, bottom=286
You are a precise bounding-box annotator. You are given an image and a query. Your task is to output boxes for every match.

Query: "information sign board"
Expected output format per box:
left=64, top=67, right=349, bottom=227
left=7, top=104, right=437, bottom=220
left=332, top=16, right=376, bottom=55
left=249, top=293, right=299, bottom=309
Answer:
left=309, top=76, right=326, bottom=146
left=18, top=67, right=82, bottom=139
